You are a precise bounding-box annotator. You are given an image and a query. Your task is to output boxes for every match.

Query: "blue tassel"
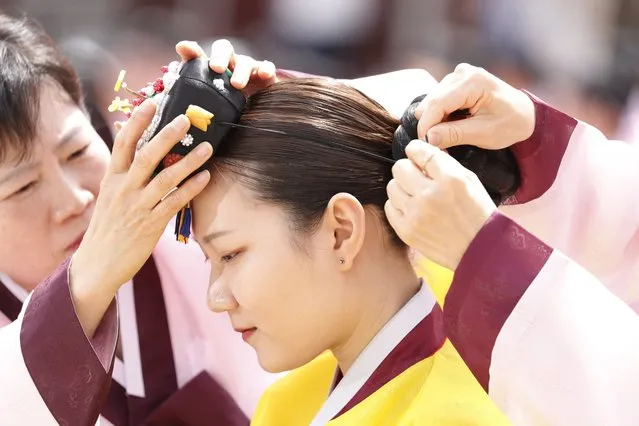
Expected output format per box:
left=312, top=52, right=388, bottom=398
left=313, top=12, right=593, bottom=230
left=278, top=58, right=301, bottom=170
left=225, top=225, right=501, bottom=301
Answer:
left=175, top=204, right=192, bottom=243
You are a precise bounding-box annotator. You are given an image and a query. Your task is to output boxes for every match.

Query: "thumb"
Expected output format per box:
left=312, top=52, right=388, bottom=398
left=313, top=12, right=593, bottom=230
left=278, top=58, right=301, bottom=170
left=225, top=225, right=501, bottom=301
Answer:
left=426, top=115, right=494, bottom=149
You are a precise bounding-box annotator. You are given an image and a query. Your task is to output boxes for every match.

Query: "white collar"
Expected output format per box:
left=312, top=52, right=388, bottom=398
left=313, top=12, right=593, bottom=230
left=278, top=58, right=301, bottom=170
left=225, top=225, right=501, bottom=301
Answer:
left=310, top=281, right=436, bottom=426
left=0, top=272, right=29, bottom=303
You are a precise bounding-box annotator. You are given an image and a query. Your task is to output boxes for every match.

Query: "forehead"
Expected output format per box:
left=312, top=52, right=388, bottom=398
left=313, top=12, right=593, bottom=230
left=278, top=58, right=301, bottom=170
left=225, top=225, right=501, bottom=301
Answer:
left=192, top=172, right=268, bottom=238
left=36, top=82, right=86, bottom=141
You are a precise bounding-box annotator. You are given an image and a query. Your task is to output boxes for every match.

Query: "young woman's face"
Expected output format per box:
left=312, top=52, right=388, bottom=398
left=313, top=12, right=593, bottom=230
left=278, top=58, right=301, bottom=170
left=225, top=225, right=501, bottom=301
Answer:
left=193, top=173, right=354, bottom=373
left=0, top=82, right=110, bottom=289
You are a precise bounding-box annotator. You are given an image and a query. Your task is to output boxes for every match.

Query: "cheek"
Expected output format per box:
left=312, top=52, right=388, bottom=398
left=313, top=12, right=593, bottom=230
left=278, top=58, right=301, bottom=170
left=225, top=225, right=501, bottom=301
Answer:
left=231, top=246, right=304, bottom=310
left=235, top=244, right=342, bottom=370
left=0, top=204, right=58, bottom=287
left=81, top=144, right=110, bottom=194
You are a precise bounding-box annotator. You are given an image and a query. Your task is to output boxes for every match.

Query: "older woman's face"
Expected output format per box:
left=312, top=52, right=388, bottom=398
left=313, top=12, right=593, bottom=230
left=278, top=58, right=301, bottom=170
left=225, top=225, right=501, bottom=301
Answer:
left=0, top=83, right=110, bottom=289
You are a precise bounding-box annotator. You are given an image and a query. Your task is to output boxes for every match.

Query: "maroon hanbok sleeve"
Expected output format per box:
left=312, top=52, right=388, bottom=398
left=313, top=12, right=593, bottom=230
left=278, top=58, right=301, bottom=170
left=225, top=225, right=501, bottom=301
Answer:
left=0, top=258, right=118, bottom=425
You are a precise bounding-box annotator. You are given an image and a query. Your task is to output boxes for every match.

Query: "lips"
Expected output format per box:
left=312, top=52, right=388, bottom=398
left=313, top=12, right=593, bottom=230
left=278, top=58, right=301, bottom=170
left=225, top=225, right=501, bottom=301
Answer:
left=235, top=327, right=257, bottom=342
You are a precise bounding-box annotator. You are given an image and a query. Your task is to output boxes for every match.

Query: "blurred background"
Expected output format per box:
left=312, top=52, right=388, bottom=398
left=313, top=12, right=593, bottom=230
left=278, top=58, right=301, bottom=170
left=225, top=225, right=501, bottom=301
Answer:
left=2, top=0, right=639, bottom=142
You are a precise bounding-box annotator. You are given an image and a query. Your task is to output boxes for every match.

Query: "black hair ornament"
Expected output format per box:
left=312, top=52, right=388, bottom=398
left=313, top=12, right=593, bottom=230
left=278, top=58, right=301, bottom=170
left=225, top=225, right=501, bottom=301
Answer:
left=109, top=57, right=245, bottom=243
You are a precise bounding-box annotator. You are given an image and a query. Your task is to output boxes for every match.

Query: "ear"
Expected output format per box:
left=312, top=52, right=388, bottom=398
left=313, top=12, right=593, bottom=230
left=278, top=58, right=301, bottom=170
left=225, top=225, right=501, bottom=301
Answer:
left=321, top=193, right=366, bottom=270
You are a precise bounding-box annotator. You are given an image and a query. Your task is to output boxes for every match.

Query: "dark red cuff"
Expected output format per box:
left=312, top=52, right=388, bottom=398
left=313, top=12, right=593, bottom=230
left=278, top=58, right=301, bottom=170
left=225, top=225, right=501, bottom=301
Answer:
left=506, top=91, right=578, bottom=204
left=443, top=211, right=552, bottom=391
left=20, top=258, right=118, bottom=426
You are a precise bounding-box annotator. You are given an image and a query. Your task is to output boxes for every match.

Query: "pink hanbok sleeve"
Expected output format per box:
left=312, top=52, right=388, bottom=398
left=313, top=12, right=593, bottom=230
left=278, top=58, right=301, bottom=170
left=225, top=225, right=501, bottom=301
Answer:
left=443, top=96, right=639, bottom=425
left=0, top=258, right=118, bottom=426
left=501, top=93, right=639, bottom=308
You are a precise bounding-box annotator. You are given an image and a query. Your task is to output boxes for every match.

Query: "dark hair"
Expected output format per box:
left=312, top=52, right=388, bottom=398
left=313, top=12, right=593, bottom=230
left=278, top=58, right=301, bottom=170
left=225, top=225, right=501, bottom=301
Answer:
left=214, top=78, right=406, bottom=248
left=0, top=13, right=83, bottom=162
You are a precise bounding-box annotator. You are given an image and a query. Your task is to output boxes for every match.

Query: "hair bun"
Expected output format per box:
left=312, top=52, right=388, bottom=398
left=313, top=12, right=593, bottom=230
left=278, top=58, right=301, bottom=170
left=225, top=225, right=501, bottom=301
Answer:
left=392, top=95, right=521, bottom=205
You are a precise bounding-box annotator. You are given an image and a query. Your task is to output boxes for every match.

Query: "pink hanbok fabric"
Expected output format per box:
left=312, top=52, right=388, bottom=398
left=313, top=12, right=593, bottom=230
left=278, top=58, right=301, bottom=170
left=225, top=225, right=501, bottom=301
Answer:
left=444, top=92, right=639, bottom=425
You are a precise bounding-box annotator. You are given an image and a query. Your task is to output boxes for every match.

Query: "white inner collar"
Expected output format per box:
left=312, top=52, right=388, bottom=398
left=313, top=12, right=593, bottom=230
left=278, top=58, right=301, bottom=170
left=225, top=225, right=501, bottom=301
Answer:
left=310, top=281, right=436, bottom=425
left=0, top=272, right=29, bottom=303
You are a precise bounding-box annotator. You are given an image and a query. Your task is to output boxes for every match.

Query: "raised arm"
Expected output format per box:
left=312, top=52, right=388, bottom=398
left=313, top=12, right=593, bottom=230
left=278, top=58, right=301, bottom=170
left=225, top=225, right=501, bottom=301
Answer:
left=500, top=95, right=639, bottom=307
left=385, top=63, right=639, bottom=425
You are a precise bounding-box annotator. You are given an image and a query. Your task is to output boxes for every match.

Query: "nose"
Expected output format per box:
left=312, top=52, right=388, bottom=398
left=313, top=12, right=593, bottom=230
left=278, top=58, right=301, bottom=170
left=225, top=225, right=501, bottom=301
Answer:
left=52, top=172, right=94, bottom=224
left=207, top=279, right=238, bottom=313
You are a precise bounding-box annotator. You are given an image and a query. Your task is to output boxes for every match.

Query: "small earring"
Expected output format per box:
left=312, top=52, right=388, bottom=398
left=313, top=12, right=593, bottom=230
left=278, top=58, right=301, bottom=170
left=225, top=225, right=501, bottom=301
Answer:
left=339, top=258, right=345, bottom=264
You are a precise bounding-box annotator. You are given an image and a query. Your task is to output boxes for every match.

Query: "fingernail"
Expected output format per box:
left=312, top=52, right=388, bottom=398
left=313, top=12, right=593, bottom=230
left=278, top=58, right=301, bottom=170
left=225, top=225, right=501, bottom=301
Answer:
left=195, top=142, right=211, bottom=157
left=173, top=115, right=190, bottom=131
left=209, top=58, right=223, bottom=71
left=195, top=170, right=210, bottom=183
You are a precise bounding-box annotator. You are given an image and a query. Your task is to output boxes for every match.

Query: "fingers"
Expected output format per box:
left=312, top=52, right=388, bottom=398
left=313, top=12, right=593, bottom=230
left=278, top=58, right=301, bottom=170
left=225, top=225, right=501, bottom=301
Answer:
left=405, top=140, right=459, bottom=181
left=143, top=142, right=213, bottom=206
left=385, top=179, right=412, bottom=214
left=416, top=79, right=483, bottom=144
left=415, top=64, right=491, bottom=145
left=110, top=100, right=157, bottom=174
left=384, top=199, right=404, bottom=233
left=127, top=115, right=191, bottom=187
left=256, top=60, right=278, bottom=84
left=427, top=115, right=495, bottom=149
left=391, top=158, right=428, bottom=196
left=176, top=40, right=207, bottom=61
left=231, top=54, right=257, bottom=88
left=153, top=170, right=211, bottom=220
left=209, top=39, right=235, bottom=74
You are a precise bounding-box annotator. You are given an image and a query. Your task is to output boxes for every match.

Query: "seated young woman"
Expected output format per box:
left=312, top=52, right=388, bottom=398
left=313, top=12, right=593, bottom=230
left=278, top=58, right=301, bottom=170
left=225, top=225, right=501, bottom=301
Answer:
left=191, top=78, right=509, bottom=425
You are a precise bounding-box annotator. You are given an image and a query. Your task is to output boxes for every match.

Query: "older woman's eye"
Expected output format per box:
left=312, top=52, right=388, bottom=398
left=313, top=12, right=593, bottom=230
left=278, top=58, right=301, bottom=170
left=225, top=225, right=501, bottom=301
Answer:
left=11, top=181, right=38, bottom=197
left=67, top=144, right=90, bottom=161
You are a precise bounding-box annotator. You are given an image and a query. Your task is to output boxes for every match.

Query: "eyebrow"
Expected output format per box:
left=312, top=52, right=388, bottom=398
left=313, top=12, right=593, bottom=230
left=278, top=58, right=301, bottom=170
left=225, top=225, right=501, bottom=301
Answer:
left=201, top=229, right=235, bottom=244
left=54, top=125, right=84, bottom=152
left=0, top=163, right=37, bottom=186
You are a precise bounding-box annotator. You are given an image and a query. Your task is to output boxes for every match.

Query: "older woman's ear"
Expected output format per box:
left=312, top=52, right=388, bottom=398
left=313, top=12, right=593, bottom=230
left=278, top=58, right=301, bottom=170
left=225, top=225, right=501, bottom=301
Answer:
left=343, top=69, right=438, bottom=119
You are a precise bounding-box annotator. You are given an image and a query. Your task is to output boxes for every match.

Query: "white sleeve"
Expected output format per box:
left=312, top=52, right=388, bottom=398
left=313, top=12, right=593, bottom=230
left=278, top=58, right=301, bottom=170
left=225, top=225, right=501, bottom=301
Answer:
left=0, top=259, right=117, bottom=425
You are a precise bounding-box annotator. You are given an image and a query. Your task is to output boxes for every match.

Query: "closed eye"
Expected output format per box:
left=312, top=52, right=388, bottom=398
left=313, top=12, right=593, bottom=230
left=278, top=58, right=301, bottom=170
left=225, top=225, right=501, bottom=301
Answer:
left=67, top=144, right=90, bottom=161
left=221, top=251, right=240, bottom=263
left=11, top=181, right=38, bottom=197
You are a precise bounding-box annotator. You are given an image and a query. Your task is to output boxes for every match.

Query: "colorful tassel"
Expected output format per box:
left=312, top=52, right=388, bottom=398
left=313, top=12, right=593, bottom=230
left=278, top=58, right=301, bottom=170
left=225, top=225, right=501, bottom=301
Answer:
left=175, top=204, right=192, bottom=243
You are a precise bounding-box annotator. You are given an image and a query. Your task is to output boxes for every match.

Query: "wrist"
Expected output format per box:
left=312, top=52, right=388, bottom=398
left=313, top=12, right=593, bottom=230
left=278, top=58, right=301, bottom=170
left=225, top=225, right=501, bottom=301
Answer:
left=514, top=89, right=536, bottom=144
left=69, top=248, right=118, bottom=306
left=453, top=204, right=497, bottom=271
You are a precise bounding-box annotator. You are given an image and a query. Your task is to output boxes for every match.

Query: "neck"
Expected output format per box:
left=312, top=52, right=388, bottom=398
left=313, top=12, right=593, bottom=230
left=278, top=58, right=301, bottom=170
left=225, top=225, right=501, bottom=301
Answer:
left=331, top=250, right=420, bottom=374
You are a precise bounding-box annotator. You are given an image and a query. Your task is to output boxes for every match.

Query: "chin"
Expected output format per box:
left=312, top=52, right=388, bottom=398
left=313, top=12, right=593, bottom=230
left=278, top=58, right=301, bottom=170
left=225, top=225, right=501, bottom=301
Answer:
left=256, top=348, right=318, bottom=374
